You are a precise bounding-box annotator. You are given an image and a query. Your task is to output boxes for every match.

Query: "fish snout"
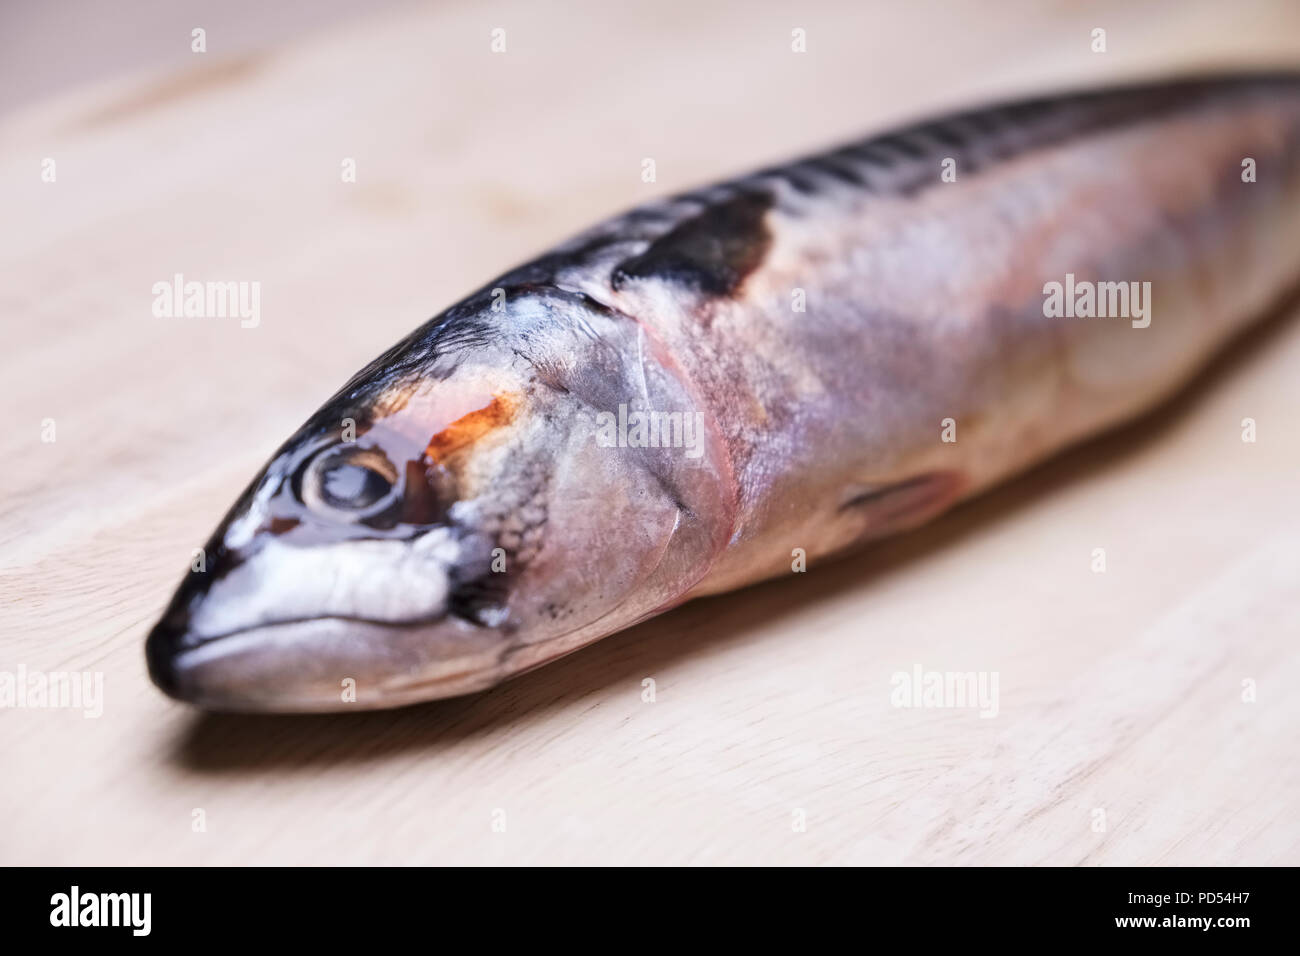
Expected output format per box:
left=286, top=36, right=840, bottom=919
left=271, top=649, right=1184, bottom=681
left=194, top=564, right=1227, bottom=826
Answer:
left=144, top=540, right=511, bottom=712
left=146, top=610, right=508, bottom=712
left=145, top=557, right=221, bottom=701
left=145, top=611, right=193, bottom=702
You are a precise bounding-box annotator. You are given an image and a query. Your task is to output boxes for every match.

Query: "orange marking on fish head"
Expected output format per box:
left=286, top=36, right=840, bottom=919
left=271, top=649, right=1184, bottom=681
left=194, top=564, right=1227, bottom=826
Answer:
left=425, top=393, right=517, bottom=464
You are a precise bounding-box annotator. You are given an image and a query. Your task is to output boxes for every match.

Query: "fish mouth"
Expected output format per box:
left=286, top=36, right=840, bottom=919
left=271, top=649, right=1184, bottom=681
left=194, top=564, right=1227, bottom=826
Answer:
left=146, top=613, right=508, bottom=713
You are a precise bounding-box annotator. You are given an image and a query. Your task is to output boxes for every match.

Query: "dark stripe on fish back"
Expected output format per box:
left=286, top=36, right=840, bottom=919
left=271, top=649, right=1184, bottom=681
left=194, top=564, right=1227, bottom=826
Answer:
left=749, top=76, right=1285, bottom=201
left=515, top=75, right=1292, bottom=301
left=611, top=190, right=772, bottom=295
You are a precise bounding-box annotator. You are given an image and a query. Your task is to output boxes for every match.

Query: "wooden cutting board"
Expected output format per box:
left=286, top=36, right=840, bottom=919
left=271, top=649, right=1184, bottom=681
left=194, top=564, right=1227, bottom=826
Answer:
left=2, top=0, right=1298, bottom=865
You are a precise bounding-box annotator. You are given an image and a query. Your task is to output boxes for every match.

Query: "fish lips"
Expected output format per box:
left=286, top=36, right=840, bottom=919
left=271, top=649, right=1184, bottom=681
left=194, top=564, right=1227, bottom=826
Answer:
left=146, top=612, right=507, bottom=713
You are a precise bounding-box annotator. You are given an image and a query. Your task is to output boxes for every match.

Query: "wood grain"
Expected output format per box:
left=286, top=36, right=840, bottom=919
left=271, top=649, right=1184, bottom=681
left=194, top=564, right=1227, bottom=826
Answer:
left=2, top=0, right=1298, bottom=865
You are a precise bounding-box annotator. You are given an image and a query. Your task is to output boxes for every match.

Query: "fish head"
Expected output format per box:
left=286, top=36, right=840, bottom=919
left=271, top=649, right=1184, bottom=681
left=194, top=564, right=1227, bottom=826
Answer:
left=146, top=290, right=731, bottom=711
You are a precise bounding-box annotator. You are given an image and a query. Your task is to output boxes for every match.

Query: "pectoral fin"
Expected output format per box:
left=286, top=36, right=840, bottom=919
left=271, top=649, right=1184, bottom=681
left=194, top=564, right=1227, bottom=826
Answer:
left=839, top=471, right=966, bottom=541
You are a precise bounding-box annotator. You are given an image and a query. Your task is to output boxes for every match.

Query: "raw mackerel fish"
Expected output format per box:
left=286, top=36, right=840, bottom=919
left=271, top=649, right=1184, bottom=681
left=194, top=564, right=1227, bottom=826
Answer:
left=147, top=75, right=1300, bottom=711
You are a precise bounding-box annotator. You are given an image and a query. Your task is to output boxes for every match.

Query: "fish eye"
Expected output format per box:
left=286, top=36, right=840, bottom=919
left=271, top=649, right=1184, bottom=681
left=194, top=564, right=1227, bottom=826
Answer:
left=301, top=445, right=399, bottom=518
